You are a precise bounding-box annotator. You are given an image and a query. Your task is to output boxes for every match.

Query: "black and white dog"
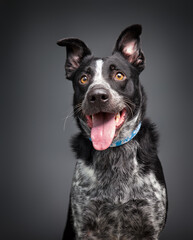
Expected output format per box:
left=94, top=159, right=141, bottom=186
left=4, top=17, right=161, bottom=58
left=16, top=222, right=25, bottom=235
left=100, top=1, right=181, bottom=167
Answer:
left=57, top=24, right=167, bottom=240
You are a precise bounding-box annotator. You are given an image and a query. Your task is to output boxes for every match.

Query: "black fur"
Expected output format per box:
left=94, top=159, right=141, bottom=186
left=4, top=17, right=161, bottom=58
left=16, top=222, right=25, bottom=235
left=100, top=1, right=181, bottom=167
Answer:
left=57, top=24, right=168, bottom=240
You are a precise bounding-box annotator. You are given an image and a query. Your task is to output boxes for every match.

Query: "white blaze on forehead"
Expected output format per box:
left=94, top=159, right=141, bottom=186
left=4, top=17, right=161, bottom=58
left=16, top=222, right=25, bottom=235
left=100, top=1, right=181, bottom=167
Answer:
left=87, top=59, right=110, bottom=90
left=93, top=59, right=105, bottom=84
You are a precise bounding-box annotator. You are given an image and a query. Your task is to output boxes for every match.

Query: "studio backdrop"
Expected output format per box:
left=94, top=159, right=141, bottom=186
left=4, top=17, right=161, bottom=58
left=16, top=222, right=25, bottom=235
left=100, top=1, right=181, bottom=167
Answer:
left=1, top=0, right=193, bottom=239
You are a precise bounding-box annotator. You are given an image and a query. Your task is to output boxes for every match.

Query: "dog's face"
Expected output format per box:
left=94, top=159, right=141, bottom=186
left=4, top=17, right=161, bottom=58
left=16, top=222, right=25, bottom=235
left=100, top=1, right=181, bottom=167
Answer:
left=58, top=25, right=145, bottom=150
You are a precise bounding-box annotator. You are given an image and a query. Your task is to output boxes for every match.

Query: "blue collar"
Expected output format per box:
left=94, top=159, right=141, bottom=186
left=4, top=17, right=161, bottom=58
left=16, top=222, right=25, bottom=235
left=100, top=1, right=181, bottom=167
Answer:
left=89, top=122, right=142, bottom=148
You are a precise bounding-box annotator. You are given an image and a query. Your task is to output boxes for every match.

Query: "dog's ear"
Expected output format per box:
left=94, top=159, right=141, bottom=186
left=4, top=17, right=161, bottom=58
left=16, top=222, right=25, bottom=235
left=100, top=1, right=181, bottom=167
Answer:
left=57, top=38, right=91, bottom=79
left=113, top=24, right=145, bottom=73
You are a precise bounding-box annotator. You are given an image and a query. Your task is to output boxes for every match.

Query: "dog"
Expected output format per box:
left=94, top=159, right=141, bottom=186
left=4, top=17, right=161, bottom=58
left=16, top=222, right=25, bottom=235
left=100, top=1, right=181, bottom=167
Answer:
left=57, top=24, right=168, bottom=240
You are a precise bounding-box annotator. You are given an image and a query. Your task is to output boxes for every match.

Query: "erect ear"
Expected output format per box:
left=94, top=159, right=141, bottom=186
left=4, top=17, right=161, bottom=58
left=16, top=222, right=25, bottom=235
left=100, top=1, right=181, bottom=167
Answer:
left=113, top=24, right=145, bottom=73
left=57, top=38, right=91, bottom=79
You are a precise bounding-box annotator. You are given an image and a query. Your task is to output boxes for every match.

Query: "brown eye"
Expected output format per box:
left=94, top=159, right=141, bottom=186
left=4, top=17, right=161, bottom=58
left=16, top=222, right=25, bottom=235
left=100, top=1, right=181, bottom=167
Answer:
left=80, top=75, right=88, bottom=84
left=115, top=72, right=125, bottom=81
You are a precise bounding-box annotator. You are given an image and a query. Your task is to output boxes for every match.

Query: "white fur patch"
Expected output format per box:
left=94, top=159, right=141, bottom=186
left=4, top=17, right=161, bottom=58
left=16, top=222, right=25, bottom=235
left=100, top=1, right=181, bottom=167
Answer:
left=81, top=162, right=96, bottom=182
left=88, top=59, right=110, bottom=89
left=93, top=59, right=104, bottom=84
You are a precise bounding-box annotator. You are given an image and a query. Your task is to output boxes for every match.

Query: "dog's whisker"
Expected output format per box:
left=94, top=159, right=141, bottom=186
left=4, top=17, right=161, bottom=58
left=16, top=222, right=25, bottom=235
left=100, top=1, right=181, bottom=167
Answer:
left=124, top=101, right=134, bottom=118
left=74, top=107, right=84, bottom=118
left=62, top=110, right=76, bottom=132
left=124, top=97, right=136, bottom=107
left=62, top=103, right=83, bottom=131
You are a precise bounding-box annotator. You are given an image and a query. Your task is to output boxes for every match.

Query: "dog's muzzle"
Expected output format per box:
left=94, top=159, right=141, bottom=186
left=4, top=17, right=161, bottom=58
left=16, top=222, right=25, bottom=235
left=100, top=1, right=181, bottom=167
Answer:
left=81, top=86, right=127, bottom=151
left=85, top=87, right=112, bottom=115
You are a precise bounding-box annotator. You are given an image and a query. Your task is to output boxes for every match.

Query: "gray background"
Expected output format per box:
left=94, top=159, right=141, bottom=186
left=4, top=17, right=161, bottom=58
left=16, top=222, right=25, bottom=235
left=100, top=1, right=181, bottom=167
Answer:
left=1, top=0, right=193, bottom=239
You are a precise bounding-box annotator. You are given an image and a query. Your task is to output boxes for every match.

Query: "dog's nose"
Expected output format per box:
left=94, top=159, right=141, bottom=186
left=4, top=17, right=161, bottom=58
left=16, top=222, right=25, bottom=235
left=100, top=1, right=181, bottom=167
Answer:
left=87, top=88, right=109, bottom=104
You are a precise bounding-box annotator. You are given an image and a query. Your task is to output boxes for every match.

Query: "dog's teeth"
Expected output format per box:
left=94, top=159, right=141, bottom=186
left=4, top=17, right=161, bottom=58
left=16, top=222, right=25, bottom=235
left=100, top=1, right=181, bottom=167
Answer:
left=115, top=113, right=120, bottom=122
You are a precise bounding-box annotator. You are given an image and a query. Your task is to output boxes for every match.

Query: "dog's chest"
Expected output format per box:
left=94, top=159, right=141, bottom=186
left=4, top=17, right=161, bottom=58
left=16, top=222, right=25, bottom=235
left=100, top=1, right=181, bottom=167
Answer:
left=72, top=144, right=139, bottom=203
left=71, top=143, right=166, bottom=239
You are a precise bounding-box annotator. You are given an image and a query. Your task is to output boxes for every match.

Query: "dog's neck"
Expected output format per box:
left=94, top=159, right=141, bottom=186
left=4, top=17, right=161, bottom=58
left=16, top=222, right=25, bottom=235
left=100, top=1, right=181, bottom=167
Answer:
left=109, top=122, right=141, bottom=147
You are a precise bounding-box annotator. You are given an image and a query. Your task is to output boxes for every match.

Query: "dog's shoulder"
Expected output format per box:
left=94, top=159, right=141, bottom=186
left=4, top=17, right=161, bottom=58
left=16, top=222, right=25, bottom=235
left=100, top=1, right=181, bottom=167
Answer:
left=136, top=118, right=166, bottom=186
left=137, top=118, right=159, bottom=151
left=70, top=132, right=94, bottom=164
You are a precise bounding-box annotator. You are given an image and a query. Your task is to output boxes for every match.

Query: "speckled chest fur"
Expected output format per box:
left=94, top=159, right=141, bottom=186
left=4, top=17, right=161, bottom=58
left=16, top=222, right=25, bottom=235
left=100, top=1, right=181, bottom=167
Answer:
left=71, top=134, right=167, bottom=240
left=57, top=24, right=168, bottom=240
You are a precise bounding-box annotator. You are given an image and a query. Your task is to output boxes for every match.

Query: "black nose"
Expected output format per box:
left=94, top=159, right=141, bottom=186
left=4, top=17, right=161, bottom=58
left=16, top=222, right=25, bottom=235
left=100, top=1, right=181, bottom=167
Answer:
left=87, top=88, right=110, bottom=104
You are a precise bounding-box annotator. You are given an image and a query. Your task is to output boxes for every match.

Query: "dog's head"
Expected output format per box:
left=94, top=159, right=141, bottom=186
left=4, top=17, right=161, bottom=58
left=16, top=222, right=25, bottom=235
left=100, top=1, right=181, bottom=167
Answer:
left=57, top=24, right=146, bottom=151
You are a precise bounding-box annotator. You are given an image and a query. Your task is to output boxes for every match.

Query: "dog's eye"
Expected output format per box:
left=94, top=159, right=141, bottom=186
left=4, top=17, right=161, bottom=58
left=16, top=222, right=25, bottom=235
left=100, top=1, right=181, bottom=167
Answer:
left=80, top=75, right=89, bottom=85
left=115, top=72, right=125, bottom=81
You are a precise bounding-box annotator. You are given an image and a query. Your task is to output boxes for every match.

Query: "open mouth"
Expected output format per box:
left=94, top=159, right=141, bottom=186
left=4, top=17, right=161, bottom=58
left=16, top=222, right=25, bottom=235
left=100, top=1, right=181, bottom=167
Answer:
left=86, top=109, right=127, bottom=151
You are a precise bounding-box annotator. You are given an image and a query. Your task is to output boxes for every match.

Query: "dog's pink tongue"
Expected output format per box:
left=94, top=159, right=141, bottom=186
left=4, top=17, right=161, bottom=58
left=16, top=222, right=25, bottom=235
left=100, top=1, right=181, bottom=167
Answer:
left=91, top=112, right=116, bottom=151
